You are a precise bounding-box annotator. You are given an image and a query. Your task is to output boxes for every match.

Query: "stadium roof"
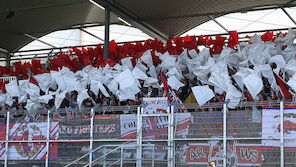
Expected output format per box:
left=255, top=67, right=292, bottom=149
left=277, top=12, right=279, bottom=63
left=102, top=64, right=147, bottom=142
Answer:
left=1, top=0, right=296, bottom=53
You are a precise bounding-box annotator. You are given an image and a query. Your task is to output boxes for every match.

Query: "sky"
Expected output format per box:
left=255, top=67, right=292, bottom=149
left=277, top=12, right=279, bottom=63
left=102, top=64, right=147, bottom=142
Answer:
left=19, top=7, right=296, bottom=52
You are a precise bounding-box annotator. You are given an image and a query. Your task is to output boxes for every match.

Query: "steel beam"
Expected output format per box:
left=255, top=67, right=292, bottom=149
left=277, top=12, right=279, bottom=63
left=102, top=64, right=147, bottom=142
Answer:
left=5, top=53, right=10, bottom=68
left=136, top=107, right=143, bottom=167
left=104, top=5, right=110, bottom=60
left=79, top=28, right=104, bottom=42
left=120, top=147, right=123, bottom=167
left=280, top=102, right=284, bottom=167
left=45, top=110, right=51, bottom=167
left=4, top=111, right=10, bottom=167
left=223, top=103, right=227, bottom=167
left=89, top=109, right=94, bottom=167
left=13, top=39, right=146, bottom=54
left=92, top=0, right=169, bottom=42
left=2, top=136, right=296, bottom=143
left=14, top=26, right=296, bottom=55
left=209, top=15, right=229, bottom=33
left=281, top=8, right=296, bottom=26
left=24, top=33, right=56, bottom=48
left=168, top=105, right=174, bottom=167
left=0, top=48, right=11, bottom=68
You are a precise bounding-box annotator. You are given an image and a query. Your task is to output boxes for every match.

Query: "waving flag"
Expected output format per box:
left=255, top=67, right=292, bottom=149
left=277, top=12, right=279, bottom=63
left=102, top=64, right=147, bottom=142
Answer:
left=161, top=73, right=187, bottom=112
left=274, top=73, right=292, bottom=99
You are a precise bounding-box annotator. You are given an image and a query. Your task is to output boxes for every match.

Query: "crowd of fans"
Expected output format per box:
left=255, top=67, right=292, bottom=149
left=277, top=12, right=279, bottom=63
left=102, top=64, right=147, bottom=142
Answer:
left=0, top=61, right=290, bottom=121
left=0, top=30, right=295, bottom=120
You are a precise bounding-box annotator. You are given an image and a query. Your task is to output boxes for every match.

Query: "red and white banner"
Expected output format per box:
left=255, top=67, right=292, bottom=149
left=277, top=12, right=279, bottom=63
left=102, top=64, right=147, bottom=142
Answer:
left=0, top=122, right=59, bottom=160
left=186, top=141, right=262, bottom=166
left=120, top=113, right=191, bottom=140
left=121, top=97, right=191, bottom=140
left=143, top=97, right=168, bottom=114
left=262, top=107, right=296, bottom=148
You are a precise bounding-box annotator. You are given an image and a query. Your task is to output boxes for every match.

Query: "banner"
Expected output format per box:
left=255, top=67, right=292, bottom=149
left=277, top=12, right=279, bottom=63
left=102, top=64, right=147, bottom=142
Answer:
left=121, top=97, right=190, bottom=140
left=55, top=115, right=120, bottom=140
left=143, top=97, right=168, bottom=114
left=186, top=139, right=262, bottom=166
left=262, top=107, right=296, bottom=148
left=191, top=111, right=261, bottom=138
left=0, top=122, right=59, bottom=160
left=121, top=113, right=191, bottom=140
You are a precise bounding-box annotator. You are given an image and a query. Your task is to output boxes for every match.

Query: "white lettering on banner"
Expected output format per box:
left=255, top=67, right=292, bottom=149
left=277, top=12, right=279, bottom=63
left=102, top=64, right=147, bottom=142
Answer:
left=143, top=97, right=168, bottom=114
left=262, top=107, right=296, bottom=147
left=120, top=113, right=191, bottom=139
left=155, top=116, right=168, bottom=128
left=186, top=141, right=262, bottom=166
left=121, top=115, right=137, bottom=138
left=240, top=148, right=258, bottom=162
left=60, top=124, right=116, bottom=134
left=143, top=97, right=168, bottom=105
left=190, top=147, right=206, bottom=160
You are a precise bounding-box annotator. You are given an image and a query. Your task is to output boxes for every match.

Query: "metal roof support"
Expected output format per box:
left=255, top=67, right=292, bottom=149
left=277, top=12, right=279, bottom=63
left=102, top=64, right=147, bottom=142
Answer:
left=92, top=0, right=169, bottom=42
left=281, top=8, right=296, bottom=26
left=104, top=5, right=110, bottom=60
left=209, top=15, right=229, bottom=33
left=5, top=53, right=10, bottom=68
left=46, top=50, right=53, bottom=69
left=79, top=28, right=104, bottom=42
left=0, top=49, right=11, bottom=68
left=146, top=3, right=296, bottom=21
left=24, top=33, right=56, bottom=48
left=9, top=26, right=296, bottom=61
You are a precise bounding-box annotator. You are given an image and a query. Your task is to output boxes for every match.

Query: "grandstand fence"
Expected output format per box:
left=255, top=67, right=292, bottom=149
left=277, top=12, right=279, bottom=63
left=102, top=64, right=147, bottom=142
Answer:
left=0, top=101, right=295, bottom=167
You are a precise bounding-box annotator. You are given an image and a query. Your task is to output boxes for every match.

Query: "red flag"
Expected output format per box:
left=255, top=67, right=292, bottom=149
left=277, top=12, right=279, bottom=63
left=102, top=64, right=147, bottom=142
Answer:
left=245, top=92, right=254, bottom=101
left=261, top=31, right=273, bottom=42
left=227, top=31, right=240, bottom=49
left=161, top=73, right=170, bottom=103
left=83, top=57, right=93, bottom=66
left=161, top=73, right=187, bottom=112
left=274, top=73, right=291, bottom=99
left=0, top=79, right=7, bottom=93
left=29, top=77, right=39, bottom=86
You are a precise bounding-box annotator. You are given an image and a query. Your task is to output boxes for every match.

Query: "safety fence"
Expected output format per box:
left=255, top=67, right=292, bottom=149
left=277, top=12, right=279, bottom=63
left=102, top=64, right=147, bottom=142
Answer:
left=0, top=101, right=295, bottom=167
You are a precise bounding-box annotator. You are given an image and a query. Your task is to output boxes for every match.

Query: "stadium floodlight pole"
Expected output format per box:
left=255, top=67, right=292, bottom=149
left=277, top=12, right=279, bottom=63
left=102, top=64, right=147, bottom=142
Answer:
left=280, top=101, right=284, bottom=167
left=4, top=111, right=10, bottom=167
left=104, top=5, right=110, bottom=60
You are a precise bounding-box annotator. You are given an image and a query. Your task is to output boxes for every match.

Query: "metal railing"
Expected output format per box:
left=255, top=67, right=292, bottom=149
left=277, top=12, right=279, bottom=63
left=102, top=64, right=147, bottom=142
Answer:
left=0, top=76, right=17, bottom=82
left=0, top=101, right=295, bottom=167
